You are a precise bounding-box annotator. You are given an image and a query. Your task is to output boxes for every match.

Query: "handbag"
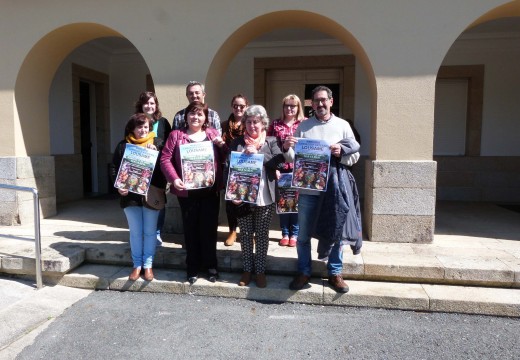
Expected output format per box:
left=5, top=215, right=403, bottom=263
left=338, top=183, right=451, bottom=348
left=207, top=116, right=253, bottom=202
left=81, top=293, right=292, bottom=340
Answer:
left=145, top=184, right=166, bottom=210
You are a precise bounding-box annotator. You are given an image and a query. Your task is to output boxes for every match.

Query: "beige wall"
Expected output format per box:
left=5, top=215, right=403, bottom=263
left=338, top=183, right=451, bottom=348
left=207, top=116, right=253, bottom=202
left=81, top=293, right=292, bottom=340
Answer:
left=0, top=0, right=508, bottom=159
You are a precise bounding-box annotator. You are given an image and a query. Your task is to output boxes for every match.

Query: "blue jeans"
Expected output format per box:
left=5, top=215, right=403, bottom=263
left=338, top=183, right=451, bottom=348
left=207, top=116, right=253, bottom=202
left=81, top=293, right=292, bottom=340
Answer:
left=157, top=207, right=166, bottom=238
left=297, top=194, right=343, bottom=276
left=279, top=213, right=299, bottom=238
left=123, top=205, right=159, bottom=269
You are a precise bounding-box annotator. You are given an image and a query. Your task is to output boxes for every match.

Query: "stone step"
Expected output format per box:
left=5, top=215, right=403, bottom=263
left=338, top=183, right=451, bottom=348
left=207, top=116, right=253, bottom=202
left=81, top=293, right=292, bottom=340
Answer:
left=52, top=264, right=520, bottom=318
left=2, top=240, right=519, bottom=288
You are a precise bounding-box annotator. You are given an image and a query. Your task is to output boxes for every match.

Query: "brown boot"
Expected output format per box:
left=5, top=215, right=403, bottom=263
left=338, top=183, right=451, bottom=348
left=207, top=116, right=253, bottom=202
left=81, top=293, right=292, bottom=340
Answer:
left=328, top=275, right=349, bottom=293
left=238, top=271, right=251, bottom=286
left=224, top=231, right=237, bottom=246
left=144, top=268, right=154, bottom=281
left=129, top=267, right=141, bottom=281
left=255, top=273, right=267, bottom=288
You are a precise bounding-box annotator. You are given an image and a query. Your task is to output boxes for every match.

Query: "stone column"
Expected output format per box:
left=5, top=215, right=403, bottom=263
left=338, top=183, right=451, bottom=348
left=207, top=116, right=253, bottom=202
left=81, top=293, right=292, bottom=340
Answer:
left=0, top=156, right=56, bottom=225
left=364, top=160, right=436, bottom=243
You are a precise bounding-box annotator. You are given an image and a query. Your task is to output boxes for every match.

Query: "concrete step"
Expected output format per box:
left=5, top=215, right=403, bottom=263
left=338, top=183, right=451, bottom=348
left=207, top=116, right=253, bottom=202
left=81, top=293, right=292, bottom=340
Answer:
left=2, top=239, right=519, bottom=288
left=52, top=264, right=520, bottom=318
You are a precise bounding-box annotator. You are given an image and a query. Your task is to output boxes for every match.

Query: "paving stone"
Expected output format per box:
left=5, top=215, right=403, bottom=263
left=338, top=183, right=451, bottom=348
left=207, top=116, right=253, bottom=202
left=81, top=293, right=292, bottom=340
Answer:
left=324, top=280, right=429, bottom=311
left=423, top=284, right=520, bottom=317
left=436, top=255, right=515, bottom=286
left=363, top=252, right=445, bottom=281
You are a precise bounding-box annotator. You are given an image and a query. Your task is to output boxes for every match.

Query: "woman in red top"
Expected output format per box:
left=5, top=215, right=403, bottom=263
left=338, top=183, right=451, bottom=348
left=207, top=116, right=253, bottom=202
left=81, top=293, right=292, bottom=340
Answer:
left=266, top=94, right=306, bottom=247
left=160, top=103, right=227, bottom=284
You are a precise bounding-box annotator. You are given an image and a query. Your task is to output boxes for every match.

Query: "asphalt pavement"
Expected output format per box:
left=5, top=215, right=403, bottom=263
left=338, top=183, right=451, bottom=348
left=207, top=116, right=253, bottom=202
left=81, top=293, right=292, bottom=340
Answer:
left=12, top=290, right=520, bottom=360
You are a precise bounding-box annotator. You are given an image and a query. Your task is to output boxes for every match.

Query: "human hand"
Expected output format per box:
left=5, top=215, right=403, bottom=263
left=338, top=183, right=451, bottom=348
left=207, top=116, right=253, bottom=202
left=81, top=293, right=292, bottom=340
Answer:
left=283, top=136, right=297, bottom=151
left=244, top=145, right=257, bottom=154
left=330, top=144, right=342, bottom=157
left=213, top=137, right=225, bottom=148
left=118, top=188, right=129, bottom=196
left=173, top=179, right=186, bottom=191
left=146, top=144, right=157, bottom=150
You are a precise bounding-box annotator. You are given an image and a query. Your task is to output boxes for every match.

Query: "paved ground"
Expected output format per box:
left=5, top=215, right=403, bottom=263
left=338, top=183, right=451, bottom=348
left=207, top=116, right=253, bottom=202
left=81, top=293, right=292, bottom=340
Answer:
left=13, top=291, right=520, bottom=360
left=0, top=199, right=519, bottom=358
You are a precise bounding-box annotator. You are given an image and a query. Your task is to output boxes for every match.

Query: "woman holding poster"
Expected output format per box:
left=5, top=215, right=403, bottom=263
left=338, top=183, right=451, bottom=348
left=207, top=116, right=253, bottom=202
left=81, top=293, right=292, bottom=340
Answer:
left=134, top=91, right=171, bottom=246
left=160, top=103, right=226, bottom=285
left=267, top=94, right=306, bottom=248
left=228, top=105, right=293, bottom=288
left=110, top=113, right=167, bottom=282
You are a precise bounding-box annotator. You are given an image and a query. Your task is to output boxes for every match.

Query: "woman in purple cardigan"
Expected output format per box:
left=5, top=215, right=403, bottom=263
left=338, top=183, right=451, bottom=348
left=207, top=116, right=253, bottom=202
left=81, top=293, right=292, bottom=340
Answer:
left=160, top=102, right=227, bottom=285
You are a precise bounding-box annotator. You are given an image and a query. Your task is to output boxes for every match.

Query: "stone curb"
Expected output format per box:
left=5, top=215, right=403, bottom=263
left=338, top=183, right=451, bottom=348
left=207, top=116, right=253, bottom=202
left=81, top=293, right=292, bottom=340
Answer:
left=55, top=264, right=520, bottom=318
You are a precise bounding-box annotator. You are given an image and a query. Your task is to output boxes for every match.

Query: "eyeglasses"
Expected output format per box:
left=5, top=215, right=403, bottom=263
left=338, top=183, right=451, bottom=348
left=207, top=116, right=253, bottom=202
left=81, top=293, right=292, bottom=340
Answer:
left=245, top=119, right=262, bottom=125
left=233, top=104, right=246, bottom=110
left=312, top=97, right=330, bottom=104
left=283, top=104, right=297, bottom=109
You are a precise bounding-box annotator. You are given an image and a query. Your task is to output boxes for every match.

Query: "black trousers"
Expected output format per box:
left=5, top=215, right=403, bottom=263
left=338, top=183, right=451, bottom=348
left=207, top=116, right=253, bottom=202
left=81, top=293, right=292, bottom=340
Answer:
left=178, top=192, right=220, bottom=277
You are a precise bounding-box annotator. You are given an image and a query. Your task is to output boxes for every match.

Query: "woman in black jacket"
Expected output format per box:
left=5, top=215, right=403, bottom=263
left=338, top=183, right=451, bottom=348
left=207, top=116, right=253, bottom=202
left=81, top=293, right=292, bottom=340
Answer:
left=111, top=113, right=166, bottom=281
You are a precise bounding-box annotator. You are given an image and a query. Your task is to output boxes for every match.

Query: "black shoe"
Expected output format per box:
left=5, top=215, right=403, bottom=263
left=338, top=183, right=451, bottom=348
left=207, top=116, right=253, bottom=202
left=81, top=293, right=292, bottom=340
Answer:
left=188, top=276, right=198, bottom=285
left=289, top=274, right=310, bottom=290
left=208, top=269, right=219, bottom=283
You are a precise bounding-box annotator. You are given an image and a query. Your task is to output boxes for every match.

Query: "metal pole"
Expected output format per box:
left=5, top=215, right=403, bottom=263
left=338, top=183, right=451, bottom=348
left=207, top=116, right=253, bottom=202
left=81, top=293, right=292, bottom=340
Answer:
left=32, top=189, right=43, bottom=289
left=0, top=183, right=43, bottom=289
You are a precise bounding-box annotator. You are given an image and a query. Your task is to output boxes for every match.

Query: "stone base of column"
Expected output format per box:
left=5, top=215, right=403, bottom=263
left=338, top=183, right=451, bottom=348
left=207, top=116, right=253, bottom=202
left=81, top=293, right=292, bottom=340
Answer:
left=364, top=160, right=437, bottom=243
left=0, top=156, right=56, bottom=225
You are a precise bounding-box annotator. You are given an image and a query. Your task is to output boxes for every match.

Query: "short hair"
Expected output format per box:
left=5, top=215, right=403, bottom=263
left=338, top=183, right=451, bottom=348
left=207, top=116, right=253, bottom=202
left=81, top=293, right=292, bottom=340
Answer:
left=134, top=91, right=162, bottom=121
left=184, top=102, right=210, bottom=130
left=311, top=85, right=333, bottom=100
left=281, top=94, right=305, bottom=121
left=125, top=113, right=153, bottom=137
left=186, top=81, right=205, bottom=96
left=242, top=104, right=269, bottom=129
left=230, top=93, right=250, bottom=107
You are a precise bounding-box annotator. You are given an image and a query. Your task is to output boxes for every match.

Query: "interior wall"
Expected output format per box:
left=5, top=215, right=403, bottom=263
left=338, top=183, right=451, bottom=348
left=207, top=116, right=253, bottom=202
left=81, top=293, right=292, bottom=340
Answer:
left=218, top=39, right=371, bottom=156
left=441, top=35, right=520, bottom=156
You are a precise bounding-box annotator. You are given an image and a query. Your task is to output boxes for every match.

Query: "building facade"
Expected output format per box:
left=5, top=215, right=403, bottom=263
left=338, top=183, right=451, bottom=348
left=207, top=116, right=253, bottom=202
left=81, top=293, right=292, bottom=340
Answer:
left=1, top=1, right=519, bottom=243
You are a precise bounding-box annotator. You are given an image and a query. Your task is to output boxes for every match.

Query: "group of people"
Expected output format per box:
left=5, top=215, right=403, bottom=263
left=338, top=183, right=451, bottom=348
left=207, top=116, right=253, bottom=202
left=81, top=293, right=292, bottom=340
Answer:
left=111, top=82, right=361, bottom=293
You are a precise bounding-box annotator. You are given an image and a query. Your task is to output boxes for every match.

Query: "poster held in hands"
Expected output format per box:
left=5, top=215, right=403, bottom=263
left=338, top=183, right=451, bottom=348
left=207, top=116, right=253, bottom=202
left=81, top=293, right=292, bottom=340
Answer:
left=225, top=151, right=264, bottom=204
left=179, top=141, right=215, bottom=189
left=114, top=144, right=158, bottom=195
left=276, top=173, right=298, bottom=214
left=291, top=138, right=330, bottom=191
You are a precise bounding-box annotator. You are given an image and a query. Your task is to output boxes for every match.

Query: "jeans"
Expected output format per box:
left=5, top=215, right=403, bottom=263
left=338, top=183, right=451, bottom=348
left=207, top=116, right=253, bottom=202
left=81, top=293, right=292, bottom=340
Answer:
left=157, top=207, right=166, bottom=239
left=297, top=194, right=343, bottom=276
left=279, top=213, right=299, bottom=238
left=123, top=205, right=159, bottom=269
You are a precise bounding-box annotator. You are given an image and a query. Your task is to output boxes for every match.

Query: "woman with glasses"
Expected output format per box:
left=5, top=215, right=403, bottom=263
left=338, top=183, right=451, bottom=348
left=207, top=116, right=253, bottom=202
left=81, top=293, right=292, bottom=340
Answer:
left=228, top=105, right=293, bottom=288
left=267, top=94, right=306, bottom=247
left=221, top=94, right=249, bottom=246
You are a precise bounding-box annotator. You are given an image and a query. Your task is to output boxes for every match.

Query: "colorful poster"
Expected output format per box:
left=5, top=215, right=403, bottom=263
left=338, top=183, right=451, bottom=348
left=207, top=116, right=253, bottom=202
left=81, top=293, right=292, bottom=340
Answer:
left=291, top=138, right=330, bottom=191
left=179, top=141, right=215, bottom=189
left=225, top=151, right=264, bottom=204
left=276, top=173, right=299, bottom=214
left=114, top=144, right=158, bottom=195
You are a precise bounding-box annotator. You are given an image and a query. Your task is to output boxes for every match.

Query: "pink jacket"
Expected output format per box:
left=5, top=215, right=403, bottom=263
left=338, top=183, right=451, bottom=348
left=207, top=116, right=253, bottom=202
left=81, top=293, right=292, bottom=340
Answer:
left=160, top=128, right=226, bottom=197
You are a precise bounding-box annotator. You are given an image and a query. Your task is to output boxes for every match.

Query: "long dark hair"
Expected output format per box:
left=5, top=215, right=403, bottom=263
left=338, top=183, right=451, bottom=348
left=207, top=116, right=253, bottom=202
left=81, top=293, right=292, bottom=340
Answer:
left=134, top=91, right=162, bottom=121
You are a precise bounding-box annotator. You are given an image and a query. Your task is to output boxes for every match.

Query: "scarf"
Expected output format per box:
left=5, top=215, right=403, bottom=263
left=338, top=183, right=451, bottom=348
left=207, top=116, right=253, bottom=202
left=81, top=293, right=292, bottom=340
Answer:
left=125, top=131, right=156, bottom=147
left=244, top=131, right=266, bottom=150
left=223, top=116, right=244, bottom=145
